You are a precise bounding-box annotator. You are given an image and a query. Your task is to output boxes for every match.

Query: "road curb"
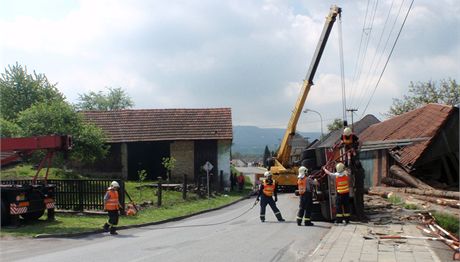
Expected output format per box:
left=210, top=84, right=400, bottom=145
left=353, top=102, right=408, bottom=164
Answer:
left=34, top=194, right=252, bottom=239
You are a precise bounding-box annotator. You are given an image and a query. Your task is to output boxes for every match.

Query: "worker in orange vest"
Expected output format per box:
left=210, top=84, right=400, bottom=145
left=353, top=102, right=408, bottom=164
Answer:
left=296, top=166, right=315, bottom=226
left=103, top=181, right=121, bottom=235
left=256, top=171, right=285, bottom=222
left=323, top=163, right=350, bottom=225
left=340, top=127, right=359, bottom=166
left=236, top=173, right=245, bottom=192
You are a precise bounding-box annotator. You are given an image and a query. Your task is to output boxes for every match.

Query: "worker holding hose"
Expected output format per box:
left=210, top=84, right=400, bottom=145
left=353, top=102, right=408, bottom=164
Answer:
left=256, top=171, right=285, bottom=222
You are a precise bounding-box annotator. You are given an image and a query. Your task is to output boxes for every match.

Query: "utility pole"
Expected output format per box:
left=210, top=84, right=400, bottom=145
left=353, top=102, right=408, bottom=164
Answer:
left=346, top=108, right=358, bottom=128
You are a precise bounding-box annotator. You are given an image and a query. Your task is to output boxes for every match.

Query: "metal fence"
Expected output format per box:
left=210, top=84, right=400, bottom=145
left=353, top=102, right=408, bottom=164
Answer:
left=1, top=179, right=125, bottom=212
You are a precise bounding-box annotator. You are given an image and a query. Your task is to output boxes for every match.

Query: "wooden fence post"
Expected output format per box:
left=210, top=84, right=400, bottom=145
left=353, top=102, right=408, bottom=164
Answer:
left=78, top=180, right=83, bottom=212
left=182, top=174, right=187, bottom=200
left=157, top=177, right=162, bottom=207
left=219, top=170, right=223, bottom=192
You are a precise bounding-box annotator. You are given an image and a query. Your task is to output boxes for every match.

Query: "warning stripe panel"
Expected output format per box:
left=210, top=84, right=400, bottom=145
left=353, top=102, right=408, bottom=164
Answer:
left=10, top=204, right=28, bottom=215
left=45, top=202, right=55, bottom=209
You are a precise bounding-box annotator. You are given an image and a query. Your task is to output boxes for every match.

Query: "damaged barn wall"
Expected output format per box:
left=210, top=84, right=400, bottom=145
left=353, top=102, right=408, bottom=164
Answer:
left=171, top=141, right=195, bottom=181
left=218, top=139, right=232, bottom=191
left=415, top=108, right=459, bottom=185
left=360, top=150, right=389, bottom=188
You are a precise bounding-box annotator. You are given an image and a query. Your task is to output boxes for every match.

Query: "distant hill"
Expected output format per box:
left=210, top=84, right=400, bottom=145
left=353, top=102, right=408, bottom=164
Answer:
left=232, top=126, right=320, bottom=155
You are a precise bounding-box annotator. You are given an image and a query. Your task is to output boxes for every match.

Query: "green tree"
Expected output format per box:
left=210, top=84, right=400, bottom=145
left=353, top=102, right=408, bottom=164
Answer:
left=76, top=87, right=134, bottom=111
left=263, top=145, right=271, bottom=167
left=162, top=157, right=176, bottom=181
left=0, top=63, right=65, bottom=120
left=327, top=118, right=344, bottom=132
left=0, top=118, right=22, bottom=137
left=17, top=101, right=108, bottom=163
left=387, top=79, right=459, bottom=116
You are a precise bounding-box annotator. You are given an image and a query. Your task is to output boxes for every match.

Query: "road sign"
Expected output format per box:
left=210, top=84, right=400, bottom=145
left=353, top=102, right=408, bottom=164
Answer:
left=203, top=161, right=213, bottom=172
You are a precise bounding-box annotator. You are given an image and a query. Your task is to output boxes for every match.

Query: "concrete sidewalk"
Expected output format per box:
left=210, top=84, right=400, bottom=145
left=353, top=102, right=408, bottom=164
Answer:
left=307, top=222, right=452, bottom=262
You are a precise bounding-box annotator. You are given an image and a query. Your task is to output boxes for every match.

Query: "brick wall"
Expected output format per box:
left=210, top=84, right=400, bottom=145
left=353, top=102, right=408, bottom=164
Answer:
left=171, top=140, right=194, bottom=181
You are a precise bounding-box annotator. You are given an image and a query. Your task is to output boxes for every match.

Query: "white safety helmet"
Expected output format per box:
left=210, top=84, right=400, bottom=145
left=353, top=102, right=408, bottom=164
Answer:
left=264, top=171, right=272, bottom=178
left=343, top=127, right=352, bottom=136
left=111, top=181, right=120, bottom=188
left=298, top=166, right=308, bottom=178
left=335, top=163, right=345, bottom=173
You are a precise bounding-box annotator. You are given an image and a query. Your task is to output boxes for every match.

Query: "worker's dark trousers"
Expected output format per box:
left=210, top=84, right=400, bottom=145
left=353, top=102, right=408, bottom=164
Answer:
left=260, top=195, right=283, bottom=221
left=104, top=210, right=119, bottom=233
left=297, top=192, right=313, bottom=225
left=335, top=193, right=350, bottom=223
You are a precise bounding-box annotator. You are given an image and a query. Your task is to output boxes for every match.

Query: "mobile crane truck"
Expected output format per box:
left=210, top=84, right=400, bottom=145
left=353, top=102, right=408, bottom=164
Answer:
left=1, top=135, right=72, bottom=226
left=266, top=5, right=341, bottom=191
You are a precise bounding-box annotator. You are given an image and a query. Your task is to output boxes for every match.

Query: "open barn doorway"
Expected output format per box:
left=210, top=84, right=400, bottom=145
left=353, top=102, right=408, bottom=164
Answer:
left=127, top=141, right=170, bottom=181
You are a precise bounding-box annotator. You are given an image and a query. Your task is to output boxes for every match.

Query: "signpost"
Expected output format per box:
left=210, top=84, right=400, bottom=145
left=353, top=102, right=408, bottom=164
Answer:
left=203, top=161, right=213, bottom=198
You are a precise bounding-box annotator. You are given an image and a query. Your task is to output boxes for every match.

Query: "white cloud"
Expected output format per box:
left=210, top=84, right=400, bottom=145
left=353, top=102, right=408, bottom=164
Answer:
left=0, top=0, right=458, bottom=133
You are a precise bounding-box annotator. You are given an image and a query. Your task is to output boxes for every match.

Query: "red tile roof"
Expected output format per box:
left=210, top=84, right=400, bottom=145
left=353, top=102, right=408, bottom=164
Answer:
left=81, top=108, right=233, bottom=143
left=359, top=104, right=455, bottom=170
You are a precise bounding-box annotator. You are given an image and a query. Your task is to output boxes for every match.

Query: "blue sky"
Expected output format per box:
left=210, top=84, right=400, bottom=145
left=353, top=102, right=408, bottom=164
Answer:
left=0, top=0, right=458, bottom=132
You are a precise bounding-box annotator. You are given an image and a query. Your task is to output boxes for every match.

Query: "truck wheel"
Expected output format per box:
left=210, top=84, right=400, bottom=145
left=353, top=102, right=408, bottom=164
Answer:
left=1, top=200, right=10, bottom=226
left=21, top=210, right=45, bottom=221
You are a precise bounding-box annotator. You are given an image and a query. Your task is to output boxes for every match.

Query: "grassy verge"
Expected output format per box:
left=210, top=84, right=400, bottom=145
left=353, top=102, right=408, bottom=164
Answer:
left=1, top=192, right=244, bottom=237
left=1, top=165, right=251, bottom=237
left=432, top=211, right=460, bottom=238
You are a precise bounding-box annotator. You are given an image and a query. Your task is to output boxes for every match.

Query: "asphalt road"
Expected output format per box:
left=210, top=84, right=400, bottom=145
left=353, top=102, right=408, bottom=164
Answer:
left=1, top=194, right=331, bottom=262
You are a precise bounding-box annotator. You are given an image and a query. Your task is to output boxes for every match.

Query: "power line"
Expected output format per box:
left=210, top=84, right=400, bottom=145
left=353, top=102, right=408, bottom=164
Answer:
left=352, top=0, right=396, bottom=109
left=361, top=0, right=415, bottom=117
left=348, top=0, right=379, bottom=107
left=348, top=0, right=372, bottom=107
left=355, top=0, right=405, bottom=110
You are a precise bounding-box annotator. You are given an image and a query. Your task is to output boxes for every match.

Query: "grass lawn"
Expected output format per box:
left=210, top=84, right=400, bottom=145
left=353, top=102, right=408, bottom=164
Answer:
left=1, top=165, right=251, bottom=237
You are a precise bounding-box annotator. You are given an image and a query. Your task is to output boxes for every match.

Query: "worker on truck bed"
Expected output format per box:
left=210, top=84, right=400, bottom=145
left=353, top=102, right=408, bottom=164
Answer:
left=256, top=171, right=285, bottom=222
left=340, top=127, right=359, bottom=166
left=296, top=166, right=315, bottom=226
left=322, top=163, right=350, bottom=225
left=103, top=181, right=121, bottom=235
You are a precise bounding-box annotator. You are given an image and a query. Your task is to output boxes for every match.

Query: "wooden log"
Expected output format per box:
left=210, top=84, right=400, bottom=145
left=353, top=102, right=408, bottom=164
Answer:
left=389, top=165, right=433, bottom=190
left=367, top=188, right=393, bottom=199
left=412, top=195, right=460, bottom=209
left=381, top=177, right=408, bottom=187
left=372, top=186, right=460, bottom=200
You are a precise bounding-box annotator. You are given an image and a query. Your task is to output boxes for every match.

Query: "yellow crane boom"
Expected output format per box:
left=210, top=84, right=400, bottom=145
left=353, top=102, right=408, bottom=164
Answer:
left=269, top=5, right=342, bottom=189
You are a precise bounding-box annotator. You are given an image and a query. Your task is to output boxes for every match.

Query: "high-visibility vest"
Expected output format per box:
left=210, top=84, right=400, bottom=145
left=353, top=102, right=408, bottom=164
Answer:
left=263, top=180, right=276, bottom=197
left=336, top=174, right=349, bottom=194
left=105, top=190, right=119, bottom=211
left=297, top=177, right=307, bottom=195
left=342, top=134, right=353, bottom=145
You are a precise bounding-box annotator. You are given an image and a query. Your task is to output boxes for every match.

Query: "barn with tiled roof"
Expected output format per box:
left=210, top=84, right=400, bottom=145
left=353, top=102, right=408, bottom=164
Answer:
left=359, top=103, right=458, bottom=189
left=79, top=108, right=233, bottom=186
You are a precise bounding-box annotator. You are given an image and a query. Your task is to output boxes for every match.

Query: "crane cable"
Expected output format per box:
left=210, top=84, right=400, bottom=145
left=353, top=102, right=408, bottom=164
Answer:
left=338, top=9, right=347, bottom=125
left=361, top=0, right=415, bottom=117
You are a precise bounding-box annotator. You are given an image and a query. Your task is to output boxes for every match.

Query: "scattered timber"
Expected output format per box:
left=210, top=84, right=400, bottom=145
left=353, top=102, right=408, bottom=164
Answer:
left=372, top=186, right=460, bottom=200
left=389, top=165, right=433, bottom=190
left=411, top=195, right=460, bottom=209
left=381, top=177, right=408, bottom=187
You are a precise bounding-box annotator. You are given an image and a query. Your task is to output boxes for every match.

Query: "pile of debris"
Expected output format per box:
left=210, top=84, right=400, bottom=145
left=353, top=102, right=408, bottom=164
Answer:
left=364, top=192, right=460, bottom=260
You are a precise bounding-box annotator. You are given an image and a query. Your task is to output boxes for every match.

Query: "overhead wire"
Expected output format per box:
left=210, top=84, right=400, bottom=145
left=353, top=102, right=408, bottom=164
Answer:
left=350, top=0, right=380, bottom=109
left=348, top=0, right=372, bottom=106
left=338, top=11, right=347, bottom=124
left=361, top=0, right=415, bottom=117
left=355, top=0, right=405, bottom=111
